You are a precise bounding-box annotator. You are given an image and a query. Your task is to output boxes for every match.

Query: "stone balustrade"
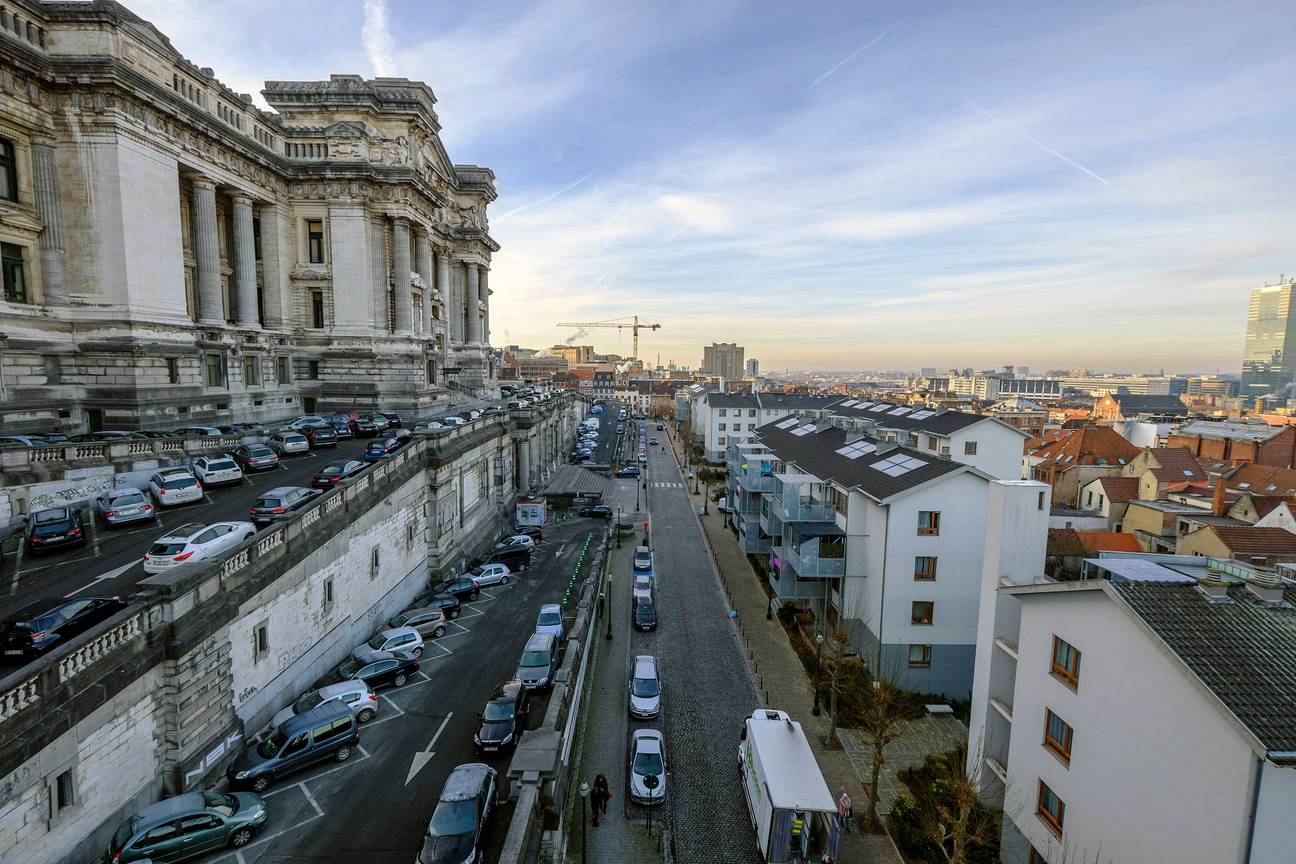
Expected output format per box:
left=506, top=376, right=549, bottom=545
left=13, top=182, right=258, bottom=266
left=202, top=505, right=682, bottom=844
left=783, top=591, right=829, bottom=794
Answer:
left=56, top=611, right=146, bottom=682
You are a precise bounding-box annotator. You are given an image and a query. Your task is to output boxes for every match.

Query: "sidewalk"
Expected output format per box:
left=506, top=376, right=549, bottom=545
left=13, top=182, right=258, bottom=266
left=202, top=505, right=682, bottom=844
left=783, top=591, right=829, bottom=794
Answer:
left=667, top=429, right=904, bottom=864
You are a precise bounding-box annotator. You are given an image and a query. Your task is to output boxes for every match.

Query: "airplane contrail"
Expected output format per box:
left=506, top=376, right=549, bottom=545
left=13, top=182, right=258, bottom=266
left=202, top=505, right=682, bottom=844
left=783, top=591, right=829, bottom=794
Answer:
left=807, top=19, right=904, bottom=91
left=495, top=172, right=597, bottom=222
left=965, top=100, right=1121, bottom=193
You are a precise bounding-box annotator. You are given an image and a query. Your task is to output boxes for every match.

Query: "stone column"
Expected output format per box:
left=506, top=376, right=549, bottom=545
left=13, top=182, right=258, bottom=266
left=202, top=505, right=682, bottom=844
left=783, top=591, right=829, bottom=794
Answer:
left=415, top=229, right=433, bottom=337
left=517, top=439, right=530, bottom=493
left=465, top=262, right=481, bottom=344
left=258, top=204, right=284, bottom=328
left=30, top=143, right=68, bottom=306
left=391, top=217, right=413, bottom=334
left=230, top=193, right=259, bottom=327
left=480, top=267, right=490, bottom=347
left=369, top=214, right=388, bottom=332
left=192, top=178, right=224, bottom=326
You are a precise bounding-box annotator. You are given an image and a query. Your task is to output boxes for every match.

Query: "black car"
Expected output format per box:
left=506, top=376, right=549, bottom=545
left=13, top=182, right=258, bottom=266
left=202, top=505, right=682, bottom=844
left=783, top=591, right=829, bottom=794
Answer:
left=423, top=593, right=462, bottom=620
left=315, top=649, right=420, bottom=690
left=310, top=460, right=367, bottom=489
left=615, top=466, right=641, bottom=478
left=305, top=426, right=338, bottom=448
left=420, top=763, right=497, bottom=864
left=354, top=417, right=379, bottom=437
left=657, top=424, right=664, bottom=430
left=633, top=597, right=657, bottom=632
left=24, top=507, right=86, bottom=553
left=433, top=577, right=481, bottom=602
left=0, top=596, right=129, bottom=661
left=474, top=679, right=530, bottom=755
left=579, top=505, right=613, bottom=519
left=250, top=486, right=322, bottom=525
left=380, top=412, right=403, bottom=428
left=330, top=420, right=355, bottom=440
left=232, top=444, right=280, bottom=472
left=514, top=526, right=543, bottom=543
left=485, top=547, right=530, bottom=573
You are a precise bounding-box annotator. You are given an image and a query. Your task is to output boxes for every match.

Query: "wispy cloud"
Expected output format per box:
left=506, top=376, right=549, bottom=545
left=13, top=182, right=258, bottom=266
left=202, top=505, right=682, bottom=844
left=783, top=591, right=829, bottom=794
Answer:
left=495, top=172, right=598, bottom=222
left=806, top=19, right=904, bottom=90
left=362, top=0, right=396, bottom=77
left=964, top=99, right=1122, bottom=193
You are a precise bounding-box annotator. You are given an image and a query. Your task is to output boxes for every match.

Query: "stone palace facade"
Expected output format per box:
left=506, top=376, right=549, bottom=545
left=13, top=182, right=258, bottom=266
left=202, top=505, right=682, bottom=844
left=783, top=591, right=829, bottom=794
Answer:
left=0, top=0, right=499, bottom=434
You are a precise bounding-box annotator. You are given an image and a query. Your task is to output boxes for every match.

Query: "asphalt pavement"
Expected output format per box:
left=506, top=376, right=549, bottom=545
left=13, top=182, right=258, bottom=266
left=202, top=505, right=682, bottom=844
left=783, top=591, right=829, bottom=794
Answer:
left=200, top=518, right=600, bottom=864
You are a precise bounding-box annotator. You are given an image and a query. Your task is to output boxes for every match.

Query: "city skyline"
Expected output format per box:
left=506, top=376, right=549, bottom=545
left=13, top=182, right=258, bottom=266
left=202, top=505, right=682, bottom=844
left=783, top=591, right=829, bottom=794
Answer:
left=131, top=0, right=1296, bottom=372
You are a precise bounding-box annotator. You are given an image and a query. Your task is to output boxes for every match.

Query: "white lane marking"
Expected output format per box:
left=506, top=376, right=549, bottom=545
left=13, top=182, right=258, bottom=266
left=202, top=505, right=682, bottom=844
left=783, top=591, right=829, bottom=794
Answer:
left=298, top=781, right=324, bottom=816
left=65, top=560, right=139, bottom=597
left=406, top=712, right=453, bottom=785
left=422, top=639, right=454, bottom=659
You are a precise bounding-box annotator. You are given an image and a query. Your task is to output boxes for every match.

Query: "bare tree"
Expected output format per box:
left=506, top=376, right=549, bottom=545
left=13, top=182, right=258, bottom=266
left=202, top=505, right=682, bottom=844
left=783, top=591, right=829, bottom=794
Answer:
left=908, top=745, right=998, bottom=864
left=815, top=625, right=863, bottom=748
left=856, top=662, right=911, bottom=831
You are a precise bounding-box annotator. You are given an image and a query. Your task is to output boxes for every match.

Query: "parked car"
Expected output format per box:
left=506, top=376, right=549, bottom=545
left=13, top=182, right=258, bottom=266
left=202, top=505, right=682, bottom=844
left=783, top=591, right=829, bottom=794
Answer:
left=23, top=506, right=86, bottom=553
left=267, top=432, right=310, bottom=456
left=440, top=416, right=466, bottom=427
left=286, top=416, right=330, bottom=432
left=271, top=680, right=379, bottom=730
left=629, top=729, right=667, bottom=804
left=514, top=526, right=543, bottom=543
left=304, top=425, right=338, bottom=448
left=484, top=546, right=530, bottom=573
left=638, top=453, right=648, bottom=464
left=359, top=626, right=425, bottom=659
left=418, top=763, right=498, bottom=864
left=432, top=577, right=481, bottom=602
left=422, top=593, right=463, bottom=620
left=232, top=444, right=280, bottom=472
left=329, top=420, right=355, bottom=440
left=315, top=648, right=419, bottom=690
left=94, top=486, right=155, bottom=527
left=353, top=417, right=379, bottom=437
left=0, top=596, right=128, bottom=661
left=143, top=522, right=256, bottom=574
left=363, top=436, right=404, bottom=462
left=228, top=701, right=359, bottom=792
left=579, top=505, right=613, bottom=519
left=474, top=680, right=530, bottom=755
left=387, top=606, right=448, bottom=639
left=0, top=434, right=48, bottom=448
left=413, top=421, right=445, bottom=433
left=494, top=534, right=536, bottom=552
left=172, top=426, right=222, bottom=437
left=360, top=414, right=390, bottom=432
left=148, top=468, right=204, bottom=507
left=310, top=459, right=366, bottom=488
left=106, top=789, right=268, bottom=862
left=648, top=437, right=659, bottom=445
left=633, top=595, right=657, bottom=632
left=633, top=546, right=653, bottom=572
left=249, top=486, right=321, bottom=526
left=466, top=563, right=510, bottom=587
left=191, top=454, right=245, bottom=487
left=633, top=572, right=654, bottom=594
left=615, top=466, right=641, bottom=478
left=516, top=632, right=559, bottom=690
left=379, top=412, right=403, bottom=428
left=534, top=603, right=565, bottom=639
left=628, top=654, right=662, bottom=719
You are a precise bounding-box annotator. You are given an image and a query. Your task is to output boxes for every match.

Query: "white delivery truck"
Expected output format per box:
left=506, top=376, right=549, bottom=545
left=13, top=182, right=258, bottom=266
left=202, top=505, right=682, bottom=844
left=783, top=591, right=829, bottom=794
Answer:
left=739, top=708, right=838, bottom=863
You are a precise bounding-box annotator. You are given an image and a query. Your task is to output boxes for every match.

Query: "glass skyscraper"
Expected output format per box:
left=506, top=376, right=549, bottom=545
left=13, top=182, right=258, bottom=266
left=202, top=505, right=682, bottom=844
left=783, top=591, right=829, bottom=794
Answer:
left=1241, top=279, right=1296, bottom=402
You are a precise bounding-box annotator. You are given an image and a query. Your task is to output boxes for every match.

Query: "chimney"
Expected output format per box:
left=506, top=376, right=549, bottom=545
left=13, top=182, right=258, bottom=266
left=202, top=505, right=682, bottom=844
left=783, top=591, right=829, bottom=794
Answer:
left=1194, top=570, right=1232, bottom=603
left=1244, top=571, right=1289, bottom=606
left=1212, top=479, right=1227, bottom=517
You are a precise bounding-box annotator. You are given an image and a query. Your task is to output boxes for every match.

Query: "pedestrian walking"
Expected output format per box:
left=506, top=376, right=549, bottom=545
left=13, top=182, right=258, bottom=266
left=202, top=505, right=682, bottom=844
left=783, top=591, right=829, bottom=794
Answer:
left=838, top=789, right=853, bottom=833
left=590, top=774, right=611, bottom=826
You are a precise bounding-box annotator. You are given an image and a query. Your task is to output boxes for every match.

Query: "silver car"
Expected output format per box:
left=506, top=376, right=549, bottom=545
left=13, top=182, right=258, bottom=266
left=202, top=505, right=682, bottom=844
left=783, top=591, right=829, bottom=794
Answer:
left=270, top=680, right=378, bottom=729
left=94, top=486, right=155, bottom=527
left=358, top=626, right=424, bottom=659
left=629, top=654, right=661, bottom=718
left=268, top=432, right=310, bottom=455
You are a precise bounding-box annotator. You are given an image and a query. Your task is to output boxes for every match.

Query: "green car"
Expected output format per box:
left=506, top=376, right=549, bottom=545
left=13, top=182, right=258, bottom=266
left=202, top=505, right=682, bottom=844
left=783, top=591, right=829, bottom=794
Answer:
left=107, top=789, right=268, bottom=862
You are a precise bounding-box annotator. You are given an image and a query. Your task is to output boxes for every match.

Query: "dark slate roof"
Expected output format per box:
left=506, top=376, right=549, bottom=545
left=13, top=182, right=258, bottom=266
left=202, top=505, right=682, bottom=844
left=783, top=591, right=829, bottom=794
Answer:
left=704, top=393, right=760, bottom=409
left=1111, top=394, right=1189, bottom=415
left=827, top=400, right=992, bottom=435
left=754, top=419, right=965, bottom=502
left=756, top=393, right=845, bottom=411
left=541, top=466, right=615, bottom=498
left=1110, top=580, right=1296, bottom=754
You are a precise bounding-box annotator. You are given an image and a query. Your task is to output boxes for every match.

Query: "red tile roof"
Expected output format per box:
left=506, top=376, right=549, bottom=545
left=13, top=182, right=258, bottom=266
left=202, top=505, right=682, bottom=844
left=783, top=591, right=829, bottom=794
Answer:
left=1074, top=531, right=1144, bottom=555
left=1223, top=464, right=1296, bottom=497
left=1094, top=476, right=1140, bottom=502
left=1145, top=447, right=1206, bottom=482
left=1030, top=426, right=1141, bottom=472
left=1204, top=526, right=1296, bottom=554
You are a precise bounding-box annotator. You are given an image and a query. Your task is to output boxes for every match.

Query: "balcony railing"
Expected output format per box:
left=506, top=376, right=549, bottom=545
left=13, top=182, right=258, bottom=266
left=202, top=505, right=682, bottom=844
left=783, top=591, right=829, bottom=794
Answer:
left=769, top=491, right=835, bottom=523
left=737, top=521, right=771, bottom=554
left=783, top=541, right=845, bottom=577
left=768, top=560, right=827, bottom=600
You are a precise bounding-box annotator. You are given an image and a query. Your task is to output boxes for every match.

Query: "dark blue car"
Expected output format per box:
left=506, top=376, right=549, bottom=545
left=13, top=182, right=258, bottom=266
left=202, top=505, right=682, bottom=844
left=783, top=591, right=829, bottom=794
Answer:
left=363, top=437, right=402, bottom=462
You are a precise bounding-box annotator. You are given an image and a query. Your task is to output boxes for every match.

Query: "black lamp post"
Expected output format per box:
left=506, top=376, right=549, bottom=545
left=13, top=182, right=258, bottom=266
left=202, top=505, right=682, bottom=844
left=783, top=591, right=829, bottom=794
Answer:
left=812, top=632, right=825, bottom=716
left=616, top=505, right=622, bottom=547
left=579, top=781, right=590, bottom=861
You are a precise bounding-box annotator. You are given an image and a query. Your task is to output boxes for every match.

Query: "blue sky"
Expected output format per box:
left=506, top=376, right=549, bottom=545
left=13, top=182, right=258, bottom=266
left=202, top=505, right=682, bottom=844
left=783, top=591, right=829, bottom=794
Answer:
left=137, top=0, right=1296, bottom=372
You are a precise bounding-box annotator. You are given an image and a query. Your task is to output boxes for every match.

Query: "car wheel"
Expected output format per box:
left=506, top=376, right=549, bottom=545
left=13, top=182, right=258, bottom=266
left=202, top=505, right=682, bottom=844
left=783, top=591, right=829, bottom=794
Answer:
left=469, top=591, right=480, bottom=601
left=357, top=708, right=375, bottom=723
left=334, top=745, right=353, bottom=762
left=411, top=646, right=424, bottom=658
left=251, top=775, right=272, bottom=793
left=393, top=672, right=408, bottom=687
left=433, top=625, right=447, bottom=638
left=500, top=575, right=509, bottom=585
left=229, top=828, right=254, bottom=848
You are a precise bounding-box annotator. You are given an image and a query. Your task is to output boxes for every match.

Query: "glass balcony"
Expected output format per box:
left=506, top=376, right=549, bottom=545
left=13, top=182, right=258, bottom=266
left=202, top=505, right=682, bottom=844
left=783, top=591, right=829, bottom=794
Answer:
left=737, top=515, right=772, bottom=554
left=727, top=443, right=779, bottom=493
left=769, top=473, right=835, bottom=523
left=759, top=496, right=783, bottom=536
left=782, top=529, right=846, bottom=578
left=768, top=555, right=827, bottom=600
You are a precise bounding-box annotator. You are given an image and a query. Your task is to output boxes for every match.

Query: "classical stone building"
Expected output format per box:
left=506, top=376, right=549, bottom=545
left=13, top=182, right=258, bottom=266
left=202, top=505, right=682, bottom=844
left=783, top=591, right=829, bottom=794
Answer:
left=0, top=0, right=498, bottom=434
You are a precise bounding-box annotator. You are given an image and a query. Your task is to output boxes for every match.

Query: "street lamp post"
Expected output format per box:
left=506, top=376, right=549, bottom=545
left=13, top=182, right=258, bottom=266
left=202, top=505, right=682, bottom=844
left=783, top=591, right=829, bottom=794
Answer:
left=606, top=572, right=613, bottom=640
left=812, top=632, right=825, bottom=716
left=579, top=781, right=590, bottom=861
left=616, top=504, right=623, bottom=547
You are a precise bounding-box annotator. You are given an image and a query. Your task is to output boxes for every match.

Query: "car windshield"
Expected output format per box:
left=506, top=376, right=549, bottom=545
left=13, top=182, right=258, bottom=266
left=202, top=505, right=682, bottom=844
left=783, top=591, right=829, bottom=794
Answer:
left=637, top=604, right=656, bottom=618
left=633, top=750, right=664, bottom=776
left=258, top=729, right=287, bottom=758
left=320, top=466, right=344, bottom=476
left=203, top=789, right=238, bottom=816
left=110, top=820, right=135, bottom=853
left=633, top=676, right=660, bottom=698
left=519, top=650, right=550, bottom=668
left=255, top=498, right=281, bottom=508
left=337, top=658, right=363, bottom=678
left=537, top=612, right=561, bottom=626
left=32, top=520, right=71, bottom=535
left=366, top=633, right=390, bottom=650
left=162, top=478, right=198, bottom=490
left=208, top=460, right=237, bottom=471
left=428, top=799, right=476, bottom=837
left=292, top=691, right=324, bottom=714
left=248, top=447, right=274, bottom=457
left=148, top=542, right=186, bottom=555
left=110, top=493, right=147, bottom=507
left=483, top=700, right=514, bottom=722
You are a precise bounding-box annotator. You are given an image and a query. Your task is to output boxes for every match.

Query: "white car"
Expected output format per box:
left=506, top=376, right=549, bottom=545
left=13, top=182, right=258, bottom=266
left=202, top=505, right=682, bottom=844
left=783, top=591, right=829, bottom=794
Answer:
left=495, top=535, right=536, bottom=552
left=441, top=416, right=466, bottom=427
left=191, top=454, right=244, bottom=487
left=143, top=521, right=256, bottom=573
left=287, top=416, right=330, bottom=431
left=413, top=421, right=445, bottom=433
left=629, top=729, right=667, bottom=804
left=147, top=468, right=203, bottom=507
left=357, top=626, right=424, bottom=659
left=638, top=453, right=648, bottom=464
left=467, top=562, right=510, bottom=586
left=535, top=603, right=564, bottom=638
left=633, top=546, right=653, bottom=571
left=633, top=572, right=653, bottom=594
left=628, top=655, right=661, bottom=719
left=268, top=432, right=310, bottom=455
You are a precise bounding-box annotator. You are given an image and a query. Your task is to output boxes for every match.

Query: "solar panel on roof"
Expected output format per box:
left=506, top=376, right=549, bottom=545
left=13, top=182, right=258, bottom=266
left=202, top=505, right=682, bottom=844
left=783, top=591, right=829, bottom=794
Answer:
left=888, top=406, right=911, bottom=415
left=856, top=401, right=875, bottom=408
left=869, top=404, right=889, bottom=412
left=835, top=441, right=877, bottom=460
left=870, top=453, right=927, bottom=477
left=775, top=418, right=799, bottom=429
left=910, top=410, right=935, bottom=419
left=840, top=400, right=858, bottom=407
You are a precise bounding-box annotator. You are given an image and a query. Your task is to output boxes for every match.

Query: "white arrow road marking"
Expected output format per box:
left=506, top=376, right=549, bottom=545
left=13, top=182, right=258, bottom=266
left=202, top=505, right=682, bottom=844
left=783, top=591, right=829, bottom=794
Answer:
left=65, top=560, right=138, bottom=597
left=406, top=712, right=452, bottom=785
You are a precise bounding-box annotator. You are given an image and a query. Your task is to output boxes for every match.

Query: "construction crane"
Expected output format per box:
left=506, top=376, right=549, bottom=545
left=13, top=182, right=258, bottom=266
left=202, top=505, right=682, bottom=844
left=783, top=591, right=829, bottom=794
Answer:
left=556, top=315, right=662, bottom=360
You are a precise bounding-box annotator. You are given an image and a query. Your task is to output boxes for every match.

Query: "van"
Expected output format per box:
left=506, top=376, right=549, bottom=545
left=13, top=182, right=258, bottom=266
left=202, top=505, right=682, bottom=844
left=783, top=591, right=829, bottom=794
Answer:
left=516, top=632, right=559, bottom=690
left=227, top=702, right=359, bottom=792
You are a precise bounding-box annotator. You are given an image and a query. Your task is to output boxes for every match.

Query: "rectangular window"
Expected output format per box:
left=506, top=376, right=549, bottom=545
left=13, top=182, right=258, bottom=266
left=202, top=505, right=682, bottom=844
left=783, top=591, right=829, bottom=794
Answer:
left=43, top=356, right=60, bottom=385
left=276, top=356, right=290, bottom=385
left=370, top=546, right=380, bottom=579
left=306, top=219, right=325, bottom=264
left=166, top=358, right=180, bottom=384
left=323, top=578, right=334, bottom=607
left=964, top=441, right=978, bottom=455
left=308, top=360, right=320, bottom=380
left=1, top=242, right=27, bottom=304
left=927, top=435, right=937, bottom=451
left=55, top=768, right=77, bottom=813
left=718, top=423, right=726, bottom=431
left=204, top=354, right=224, bottom=388
left=718, top=436, right=727, bottom=445
left=748, top=409, right=756, bottom=417
left=1085, top=491, right=1093, bottom=507
left=917, top=511, right=940, bottom=535
left=0, top=138, right=15, bottom=202
left=908, top=644, right=932, bottom=668
left=914, top=556, right=937, bottom=580
left=1038, top=490, right=1047, bottom=510
left=243, top=356, right=260, bottom=386
left=311, top=291, right=325, bottom=328
left=1050, top=636, right=1081, bottom=689
left=1037, top=780, right=1065, bottom=837
left=718, top=408, right=727, bottom=417
left=911, top=601, right=934, bottom=625
left=254, top=622, right=270, bottom=662
left=1043, top=709, right=1073, bottom=764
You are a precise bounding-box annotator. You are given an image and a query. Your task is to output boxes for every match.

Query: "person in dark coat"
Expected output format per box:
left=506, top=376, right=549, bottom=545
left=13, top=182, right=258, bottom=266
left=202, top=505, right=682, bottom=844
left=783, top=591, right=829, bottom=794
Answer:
left=590, top=774, right=612, bottom=826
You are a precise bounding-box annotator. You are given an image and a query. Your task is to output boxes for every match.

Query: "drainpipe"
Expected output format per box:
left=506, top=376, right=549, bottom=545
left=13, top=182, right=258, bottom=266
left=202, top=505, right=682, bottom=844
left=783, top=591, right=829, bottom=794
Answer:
left=1241, top=753, right=1264, bottom=864
left=875, top=507, right=889, bottom=672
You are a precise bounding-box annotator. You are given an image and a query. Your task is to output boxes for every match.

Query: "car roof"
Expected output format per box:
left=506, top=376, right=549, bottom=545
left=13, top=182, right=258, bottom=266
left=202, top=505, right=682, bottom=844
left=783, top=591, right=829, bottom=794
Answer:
left=524, top=632, right=555, bottom=651
left=104, top=486, right=145, bottom=497
left=317, top=680, right=371, bottom=699
left=633, top=655, right=657, bottom=675
left=635, top=546, right=650, bottom=555
left=401, top=605, right=443, bottom=618
left=634, top=728, right=664, bottom=748
left=158, top=523, right=208, bottom=541
left=491, top=679, right=525, bottom=701
left=279, top=700, right=353, bottom=735
left=6, top=595, right=121, bottom=621
left=264, top=486, right=306, bottom=496
left=539, top=603, right=561, bottom=614
left=379, top=626, right=419, bottom=639
left=132, top=791, right=212, bottom=825
left=441, top=763, right=495, bottom=801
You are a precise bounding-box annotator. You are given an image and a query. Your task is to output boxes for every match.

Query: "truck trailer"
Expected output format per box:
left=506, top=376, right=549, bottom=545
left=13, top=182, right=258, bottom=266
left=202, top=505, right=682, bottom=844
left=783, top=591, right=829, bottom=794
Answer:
left=739, top=708, right=838, bottom=863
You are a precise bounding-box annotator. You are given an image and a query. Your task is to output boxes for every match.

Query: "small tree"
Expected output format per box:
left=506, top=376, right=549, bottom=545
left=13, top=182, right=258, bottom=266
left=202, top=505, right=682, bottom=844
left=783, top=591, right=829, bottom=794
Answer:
left=815, top=626, right=865, bottom=748
left=857, top=664, right=911, bottom=832
left=910, top=747, right=998, bottom=864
